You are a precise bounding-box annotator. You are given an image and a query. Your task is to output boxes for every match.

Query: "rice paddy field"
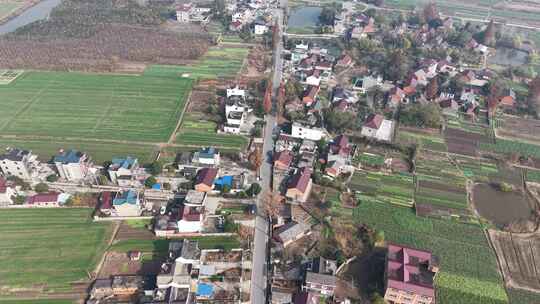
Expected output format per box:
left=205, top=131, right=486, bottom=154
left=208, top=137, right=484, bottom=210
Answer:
left=349, top=170, right=414, bottom=207
left=0, top=208, right=111, bottom=294
left=352, top=201, right=508, bottom=304
left=144, top=47, right=249, bottom=80
left=175, top=113, right=248, bottom=150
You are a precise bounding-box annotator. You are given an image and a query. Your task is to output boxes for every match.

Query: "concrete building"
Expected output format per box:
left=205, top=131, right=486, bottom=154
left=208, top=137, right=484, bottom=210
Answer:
left=384, top=244, right=439, bottom=304
left=53, top=149, right=91, bottom=182
left=0, top=148, right=37, bottom=180
left=291, top=123, right=325, bottom=141
left=192, top=147, right=220, bottom=167
left=361, top=114, right=395, bottom=142
left=286, top=168, right=313, bottom=203
left=112, top=190, right=141, bottom=217
left=108, top=156, right=139, bottom=186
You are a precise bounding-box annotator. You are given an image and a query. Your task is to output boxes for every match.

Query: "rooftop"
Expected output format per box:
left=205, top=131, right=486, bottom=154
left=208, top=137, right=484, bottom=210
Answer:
left=110, top=156, right=137, bottom=170
left=53, top=149, right=86, bottom=164
left=113, top=190, right=138, bottom=206
left=196, top=168, right=218, bottom=187
left=0, top=148, right=30, bottom=162
left=386, top=243, right=437, bottom=298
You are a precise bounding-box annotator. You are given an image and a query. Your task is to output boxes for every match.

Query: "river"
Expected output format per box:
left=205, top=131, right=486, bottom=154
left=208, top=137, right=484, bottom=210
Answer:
left=0, top=0, right=62, bottom=35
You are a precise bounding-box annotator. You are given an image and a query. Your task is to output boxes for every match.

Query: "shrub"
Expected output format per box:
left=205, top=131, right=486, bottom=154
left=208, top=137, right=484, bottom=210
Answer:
left=145, top=176, right=157, bottom=188
left=34, top=183, right=49, bottom=193
left=46, top=174, right=59, bottom=182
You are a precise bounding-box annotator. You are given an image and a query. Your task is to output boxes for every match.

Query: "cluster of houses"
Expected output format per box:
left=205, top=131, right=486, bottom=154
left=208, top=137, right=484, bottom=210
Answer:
left=223, top=86, right=252, bottom=134
left=88, top=239, right=247, bottom=303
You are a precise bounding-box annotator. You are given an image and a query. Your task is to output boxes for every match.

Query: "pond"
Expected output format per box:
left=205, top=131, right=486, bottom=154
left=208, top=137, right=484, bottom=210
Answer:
left=288, top=6, right=322, bottom=28
left=487, top=47, right=528, bottom=67
left=473, top=184, right=533, bottom=227
left=0, top=0, right=62, bottom=35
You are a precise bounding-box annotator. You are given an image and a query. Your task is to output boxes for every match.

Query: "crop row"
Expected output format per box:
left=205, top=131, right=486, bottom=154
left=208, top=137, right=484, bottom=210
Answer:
left=480, top=139, right=540, bottom=158
left=349, top=171, right=414, bottom=207
left=352, top=201, right=507, bottom=304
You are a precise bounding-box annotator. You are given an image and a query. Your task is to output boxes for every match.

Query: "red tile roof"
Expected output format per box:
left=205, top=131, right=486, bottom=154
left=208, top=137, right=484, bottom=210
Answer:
left=288, top=168, right=312, bottom=193
left=196, top=168, right=218, bottom=187
left=274, top=151, right=293, bottom=167
left=364, top=114, right=384, bottom=129
left=27, top=192, right=59, bottom=204
left=179, top=205, right=201, bottom=222
left=101, top=191, right=113, bottom=210
left=386, top=244, right=436, bottom=298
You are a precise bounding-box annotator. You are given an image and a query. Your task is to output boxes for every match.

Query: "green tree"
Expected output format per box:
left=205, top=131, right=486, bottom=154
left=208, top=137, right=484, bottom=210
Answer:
left=12, top=195, right=26, bottom=205
left=239, top=25, right=253, bottom=42
left=163, top=182, right=171, bottom=190
left=319, top=7, right=336, bottom=26
left=247, top=183, right=262, bottom=196
left=46, top=174, right=59, bottom=182
left=148, top=161, right=162, bottom=175
left=34, top=183, right=49, bottom=193
left=399, top=103, right=442, bottom=128
left=145, top=176, right=157, bottom=188
left=221, top=184, right=231, bottom=194
left=325, top=110, right=356, bottom=133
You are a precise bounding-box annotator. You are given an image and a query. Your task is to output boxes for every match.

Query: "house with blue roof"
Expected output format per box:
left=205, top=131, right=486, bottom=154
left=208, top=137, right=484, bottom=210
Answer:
left=108, top=156, right=140, bottom=186
left=112, top=190, right=141, bottom=217
left=53, top=149, right=91, bottom=181
left=192, top=147, right=220, bottom=166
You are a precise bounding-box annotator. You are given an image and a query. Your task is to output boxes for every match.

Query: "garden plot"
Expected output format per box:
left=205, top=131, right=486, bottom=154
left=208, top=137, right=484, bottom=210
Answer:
left=144, top=47, right=249, bottom=80
left=414, top=149, right=471, bottom=219
left=489, top=230, right=540, bottom=293
left=397, top=127, right=447, bottom=152
left=444, top=127, right=490, bottom=157
left=349, top=170, right=414, bottom=207
left=496, top=115, right=540, bottom=144
left=352, top=201, right=508, bottom=304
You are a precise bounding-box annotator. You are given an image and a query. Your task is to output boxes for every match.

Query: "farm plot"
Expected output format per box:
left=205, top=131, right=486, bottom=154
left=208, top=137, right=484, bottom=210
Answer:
left=495, top=115, right=540, bottom=144
left=0, top=71, right=192, bottom=143
left=349, top=170, right=414, bottom=207
left=508, top=288, right=540, bottom=304
left=415, top=150, right=471, bottom=219
left=445, top=127, right=490, bottom=157
left=397, top=128, right=447, bottom=152
left=144, top=47, right=249, bottom=80
left=489, top=230, right=540, bottom=293
left=0, top=208, right=111, bottom=293
left=175, top=113, right=248, bottom=150
left=352, top=201, right=508, bottom=304
left=480, top=139, right=540, bottom=158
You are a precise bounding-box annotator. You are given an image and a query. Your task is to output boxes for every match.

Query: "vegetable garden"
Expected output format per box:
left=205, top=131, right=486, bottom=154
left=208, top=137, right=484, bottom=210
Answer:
left=349, top=170, right=414, bottom=207
left=352, top=201, right=508, bottom=304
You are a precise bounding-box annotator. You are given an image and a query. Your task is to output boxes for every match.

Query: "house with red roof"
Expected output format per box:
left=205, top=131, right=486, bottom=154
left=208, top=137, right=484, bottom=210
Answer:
left=27, top=192, right=60, bottom=207
left=177, top=204, right=203, bottom=233
left=100, top=191, right=113, bottom=215
left=302, top=86, right=320, bottom=106
left=361, top=114, right=395, bottom=142
left=286, top=168, right=313, bottom=203
left=384, top=243, right=439, bottom=304
left=274, top=150, right=294, bottom=171
left=195, top=168, right=218, bottom=192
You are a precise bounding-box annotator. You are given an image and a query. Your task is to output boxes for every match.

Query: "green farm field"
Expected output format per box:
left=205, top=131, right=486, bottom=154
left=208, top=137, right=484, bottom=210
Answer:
left=0, top=137, right=156, bottom=164
left=352, top=201, right=508, bottom=304
left=175, top=113, right=248, bottom=150
left=0, top=71, right=192, bottom=142
left=144, top=47, right=249, bottom=80
left=0, top=208, right=111, bottom=293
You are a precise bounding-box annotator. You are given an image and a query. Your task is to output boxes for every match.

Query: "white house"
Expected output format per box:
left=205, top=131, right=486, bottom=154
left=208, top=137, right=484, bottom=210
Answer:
left=0, top=148, right=38, bottom=180
left=291, top=123, right=326, bottom=141
left=192, top=147, right=220, bottom=166
left=176, top=3, right=211, bottom=23
left=112, top=190, right=141, bottom=217
left=226, top=86, right=246, bottom=99
left=224, top=103, right=247, bottom=134
left=53, top=149, right=91, bottom=182
left=108, top=156, right=139, bottom=186
left=361, top=114, right=394, bottom=142
left=177, top=205, right=202, bottom=233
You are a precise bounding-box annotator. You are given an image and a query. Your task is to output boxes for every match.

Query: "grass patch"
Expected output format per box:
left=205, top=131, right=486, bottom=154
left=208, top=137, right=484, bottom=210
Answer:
left=0, top=71, right=192, bottom=143
left=111, top=236, right=242, bottom=254
left=0, top=137, right=156, bottom=164
left=144, top=47, right=248, bottom=80
left=0, top=208, right=111, bottom=293
left=125, top=219, right=151, bottom=229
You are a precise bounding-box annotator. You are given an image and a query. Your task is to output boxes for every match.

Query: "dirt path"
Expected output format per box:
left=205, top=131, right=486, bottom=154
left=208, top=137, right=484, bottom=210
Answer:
left=168, top=90, right=192, bottom=145
left=93, top=221, right=121, bottom=278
